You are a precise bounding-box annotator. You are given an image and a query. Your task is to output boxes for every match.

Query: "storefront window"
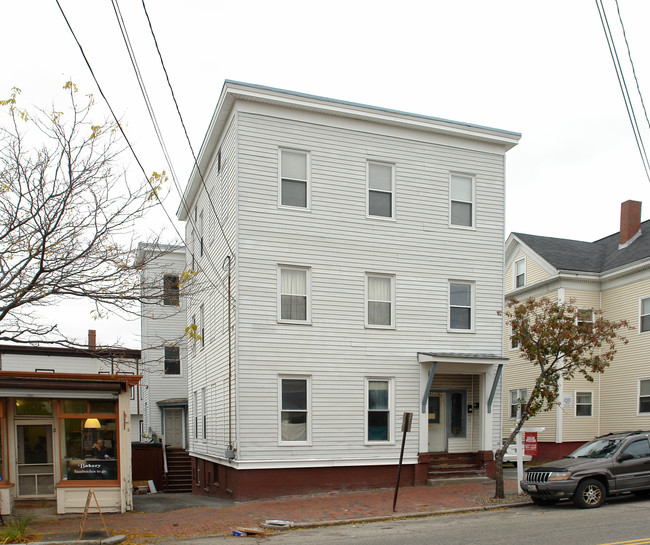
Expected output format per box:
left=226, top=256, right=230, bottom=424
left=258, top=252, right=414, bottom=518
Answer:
left=15, top=399, right=52, bottom=416
left=59, top=400, right=118, bottom=482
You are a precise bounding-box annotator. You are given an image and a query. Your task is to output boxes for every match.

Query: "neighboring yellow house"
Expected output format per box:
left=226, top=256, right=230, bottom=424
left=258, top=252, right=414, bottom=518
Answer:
left=503, top=200, right=650, bottom=460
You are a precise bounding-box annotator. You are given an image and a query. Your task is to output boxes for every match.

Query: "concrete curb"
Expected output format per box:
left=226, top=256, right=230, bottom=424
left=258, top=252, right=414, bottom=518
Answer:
left=28, top=534, right=126, bottom=545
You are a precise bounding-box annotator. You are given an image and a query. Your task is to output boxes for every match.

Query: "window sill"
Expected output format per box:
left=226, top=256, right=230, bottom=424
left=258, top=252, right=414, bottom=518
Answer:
left=447, top=328, right=475, bottom=334
left=449, top=224, right=476, bottom=231
left=278, top=205, right=312, bottom=213
left=365, top=324, right=396, bottom=330
left=57, top=481, right=119, bottom=488
left=277, top=319, right=312, bottom=326
left=366, top=214, right=396, bottom=222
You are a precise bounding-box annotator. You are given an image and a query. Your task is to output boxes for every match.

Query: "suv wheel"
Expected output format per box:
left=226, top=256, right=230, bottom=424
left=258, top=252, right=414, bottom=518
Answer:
left=573, top=479, right=605, bottom=509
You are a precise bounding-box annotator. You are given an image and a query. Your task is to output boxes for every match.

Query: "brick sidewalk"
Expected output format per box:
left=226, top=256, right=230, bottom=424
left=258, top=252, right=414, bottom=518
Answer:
left=28, top=479, right=523, bottom=542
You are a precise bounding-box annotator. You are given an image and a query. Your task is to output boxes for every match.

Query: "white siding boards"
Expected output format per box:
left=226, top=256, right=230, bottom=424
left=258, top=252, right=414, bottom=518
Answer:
left=177, top=82, right=519, bottom=491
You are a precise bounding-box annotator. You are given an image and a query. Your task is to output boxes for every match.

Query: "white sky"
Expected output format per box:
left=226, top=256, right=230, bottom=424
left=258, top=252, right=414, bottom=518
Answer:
left=4, top=0, right=650, bottom=348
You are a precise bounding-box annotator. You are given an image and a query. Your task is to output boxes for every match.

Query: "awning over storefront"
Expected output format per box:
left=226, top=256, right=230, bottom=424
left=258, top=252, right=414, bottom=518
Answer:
left=0, top=371, right=141, bottom=398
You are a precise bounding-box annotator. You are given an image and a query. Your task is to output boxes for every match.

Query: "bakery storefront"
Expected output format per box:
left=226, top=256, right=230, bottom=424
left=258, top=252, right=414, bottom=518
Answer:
left=0, top=371, right=140, bottom=515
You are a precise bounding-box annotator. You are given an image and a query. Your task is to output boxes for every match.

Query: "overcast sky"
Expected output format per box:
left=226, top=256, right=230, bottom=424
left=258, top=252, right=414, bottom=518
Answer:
left=4, top=0, right=650, bottom=347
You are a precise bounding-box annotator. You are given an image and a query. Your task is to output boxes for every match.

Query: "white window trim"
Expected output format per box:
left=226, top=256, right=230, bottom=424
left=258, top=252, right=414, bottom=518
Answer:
left=510, top=324, right=519, bottom=350
left=365, top=273, right=396, bottom=329
left=509, top=388, right=527, bottom=420
left=277, top=265, right=312, bottom=325
left=449, top=173, right=476, bottom=230
left=448, top=280, right=475, bottom=333
left=199, top=303, right=205, bottom=349
left=514, top=258, right=526, bottom=289
left=640, top=297, right=650, bottom=334
left=201, top=387, right=207, bottom=441
left=278, top=375, right=312, bottom=446
left=364, top=377, right=394, bottom=445
left=577, top=308, right=594, bottom=329
left=574, top=390, right=593, bottom=418
left=163, top=345, right=182, bottom=377
left=278, top=148, right=311, bottom=211
left=639, top=378, right=650, bottom=415
left=366, top=161, right=396, bottom=220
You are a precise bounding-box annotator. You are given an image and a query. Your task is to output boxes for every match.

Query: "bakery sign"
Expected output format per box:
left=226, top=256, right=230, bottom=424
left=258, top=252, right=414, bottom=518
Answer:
left=66, top=459, right=117, bottom=480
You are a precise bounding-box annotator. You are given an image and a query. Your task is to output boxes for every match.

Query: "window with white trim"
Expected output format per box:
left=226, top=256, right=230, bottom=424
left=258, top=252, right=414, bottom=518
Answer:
left=280, top=377, right=309, bottom=443
left=640, top=379, right=650, bottom=414
left=367, top=379, right=391, bottom=442
left=577, top=309, right=594, bottom=333
left=366, top=274, right=394, bottom=327
left=202, top=387, right=207, bottom=440
left=449, top=282, right=473, bottom=330
left=279, top=266, right=310, bottom=323
left=280, top=150, right=309, bottom=209
left=509, top=388, right=527, bottom=420
left=641, top=297, right=650, bottom=333
left=200, top=303, right=205, bottom=348
left=510, top=323, right=519, bottom=350
left=450, top=174, right=474, bottom=227
left=199, top=210, right=204, bottom=258
left=367, top=162, right=394, bottom=218
left=575, top=391, right=593, bottom=417
left=163, top=275, right=180, bottom=306
left=193, top=391, right=198, bottom=439
left=164, top=346, right=180, bottom=375
left=514, top=259, right=525, bottom=288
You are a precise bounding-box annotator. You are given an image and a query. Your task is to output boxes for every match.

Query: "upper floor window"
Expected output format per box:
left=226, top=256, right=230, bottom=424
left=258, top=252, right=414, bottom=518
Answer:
left=279, top=266, right=310, bottom=323
left=366, top=274, right=395, bottom=328
left=280, top=377, right=309, bottom=443
left=163, top=275, right=180, bottom=306
left=640, top=379, right=650, bottom=414
left=367, top=162, right=394, bottom=219
left=514, top=259, right=525, bottom=288
left=199, top=304, right=205, bottom=348
left=641, top=297, right=650, bottom=333
left=164, top=346, right=181, bottom=375
left=199, top=210, right=204, bottom=258
left=280, top=150, right=309, bottom=209
left=450, top=174, right=474, bottom=227
left=577, top=309, right=594, bottom=332
left=449, top=282, right=473, bottom=331
left=575, top=391, right=593, bottom=417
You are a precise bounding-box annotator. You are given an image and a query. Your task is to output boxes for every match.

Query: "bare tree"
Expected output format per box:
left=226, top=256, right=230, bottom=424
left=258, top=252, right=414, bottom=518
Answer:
left=494, top=297, right=629, bottom=498
left=0, top=82, right=179, bottom=346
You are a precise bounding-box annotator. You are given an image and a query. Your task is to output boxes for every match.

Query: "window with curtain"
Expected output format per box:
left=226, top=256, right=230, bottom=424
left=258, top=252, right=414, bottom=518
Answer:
left=450, top=174, right=474, bottom=227
left=366, top=274, right=393, bottom=327
left=281, top=378, right=308, bottom=442
left=368, top=162, right=394, bottom=218
left=280, top=267, right=308, bottom=322
left=367, top=380, right=390, bottom=441
left=449, top=282, right=472, bottom=330
left=280, top=150, right=308, bottom=208
left=575, top=391, right=593, bottom=417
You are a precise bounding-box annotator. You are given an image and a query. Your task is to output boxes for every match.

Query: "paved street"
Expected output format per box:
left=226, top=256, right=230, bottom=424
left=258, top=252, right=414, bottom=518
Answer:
left=142, top=493, right=650, bottom=545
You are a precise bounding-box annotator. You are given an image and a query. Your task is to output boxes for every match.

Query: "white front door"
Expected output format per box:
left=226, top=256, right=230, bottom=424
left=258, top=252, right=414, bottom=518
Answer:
left=16, top=423, right=55, bottom=498
left=164, top=408, right=184, bottom=448
left=428, top=394, right=447, bottom=452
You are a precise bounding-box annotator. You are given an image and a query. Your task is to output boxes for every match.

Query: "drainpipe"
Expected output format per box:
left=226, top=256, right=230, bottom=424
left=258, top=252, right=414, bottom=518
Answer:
left=223, top=256, right=234, bottom=457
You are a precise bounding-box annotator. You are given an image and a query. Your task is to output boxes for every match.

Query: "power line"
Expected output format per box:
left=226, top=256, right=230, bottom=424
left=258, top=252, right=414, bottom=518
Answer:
left=595, top=0, right=650, bottom=183
left=109, top=0, right=232, bottom=301
left=140, top=0, right=235, bottom=259
left=54, top=0, right=231, bottom=303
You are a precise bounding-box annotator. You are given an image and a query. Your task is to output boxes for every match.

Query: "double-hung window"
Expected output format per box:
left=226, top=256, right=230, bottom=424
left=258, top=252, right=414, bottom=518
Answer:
left=164, top=346, right=180, bottom=375
left=366, top=274, right=394, bottom=327
left=199, top=304, right=205, bottom=348
left=509, top=388, right=527, bottom=420
left=640, top=379, right=650, bottom=414
left=641, top=297, right=650, bottom=332
left=577, top=309, right=594, bottom=333
left=367, top=379, right=391, bottom=442
left=575, top=391, right=593, bottom=417
left=449, top=282, right=473, bottom=331
left=514, top=259, right=525, bottom=288
left=163, top=275, right=180, bottom=306
left=450, top=174, right=474, bottom=227
left=279, top=266, right=310, bottom=323
left=280, top=377, right=309, bottom=443
left=280, top=150, right=309, bottom=209
left=367, top=162, right=394, bottom=218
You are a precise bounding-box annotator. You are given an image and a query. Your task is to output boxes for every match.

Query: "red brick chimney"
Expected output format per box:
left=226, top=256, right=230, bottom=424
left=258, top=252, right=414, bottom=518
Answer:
left=88, top=329, right=97, bottom=350
left=620, top=200, right=642, bottom=246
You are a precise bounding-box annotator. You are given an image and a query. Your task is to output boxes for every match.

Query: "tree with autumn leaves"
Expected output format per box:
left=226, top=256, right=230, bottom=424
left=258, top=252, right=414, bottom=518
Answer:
left=494, top=297, right=630, bottom=499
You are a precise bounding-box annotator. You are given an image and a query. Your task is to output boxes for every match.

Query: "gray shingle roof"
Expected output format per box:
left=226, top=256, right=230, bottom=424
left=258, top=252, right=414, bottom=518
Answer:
left=514, top=218, right=650, bottom=273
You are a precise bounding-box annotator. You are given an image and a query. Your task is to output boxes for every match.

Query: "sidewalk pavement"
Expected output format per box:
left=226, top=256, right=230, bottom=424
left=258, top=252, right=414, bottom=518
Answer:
left=25, top=476, right=527, bottom=544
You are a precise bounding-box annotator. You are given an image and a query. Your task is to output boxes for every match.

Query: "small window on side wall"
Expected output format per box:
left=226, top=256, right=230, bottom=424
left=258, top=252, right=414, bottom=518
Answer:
left=640, top=379, right=650, bottom=414
left=280, top=378, right=309, bottom=442
left=366, top=274, right=394, bottom=327
left=164, top=346, right=181, bottom=375
left=450, top=174, right=474, bottom=227
left=279, top=266, right=310, bottom=323
left=367, top=162, right=394, bottom=219
left=280, top=150, right=309, bottom=209
left=514, top=259, right=525, bottom=288
left=641, top=298, right=650, bottom=333
left=449, top=282, right=473, bottom=331
left=367, top=379, right=390, bottom=442
left=163, top=275, right=180, bottom=306
left=575, top=391, right=593, bottom=417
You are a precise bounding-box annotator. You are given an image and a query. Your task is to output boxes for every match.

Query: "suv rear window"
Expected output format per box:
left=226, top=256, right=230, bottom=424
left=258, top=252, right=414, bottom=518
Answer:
left=567, top=438, right=623, bottom=458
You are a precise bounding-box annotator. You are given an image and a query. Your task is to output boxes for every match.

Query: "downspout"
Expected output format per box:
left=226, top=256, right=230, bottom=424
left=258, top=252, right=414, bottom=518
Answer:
left=223, top=256, right=234, bottom=456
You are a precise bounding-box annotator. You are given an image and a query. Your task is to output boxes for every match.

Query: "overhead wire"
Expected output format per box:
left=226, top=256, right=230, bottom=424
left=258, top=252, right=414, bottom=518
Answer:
left=54, top=0, right=230, bottom=303
left=595, top=0, right=650, bottom=183
left=109, top=0, right=231, bottom=301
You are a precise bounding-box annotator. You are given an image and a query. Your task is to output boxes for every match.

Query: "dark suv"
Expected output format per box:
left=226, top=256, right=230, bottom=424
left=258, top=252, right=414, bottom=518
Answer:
left=521, top=430, right=650, bottom=508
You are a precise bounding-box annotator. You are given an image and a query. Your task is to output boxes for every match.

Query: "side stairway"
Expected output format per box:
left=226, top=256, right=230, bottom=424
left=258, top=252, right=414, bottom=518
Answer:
left=164, top=447, right=192, bottom=493
left=426, top=452, right=488, bottom=484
